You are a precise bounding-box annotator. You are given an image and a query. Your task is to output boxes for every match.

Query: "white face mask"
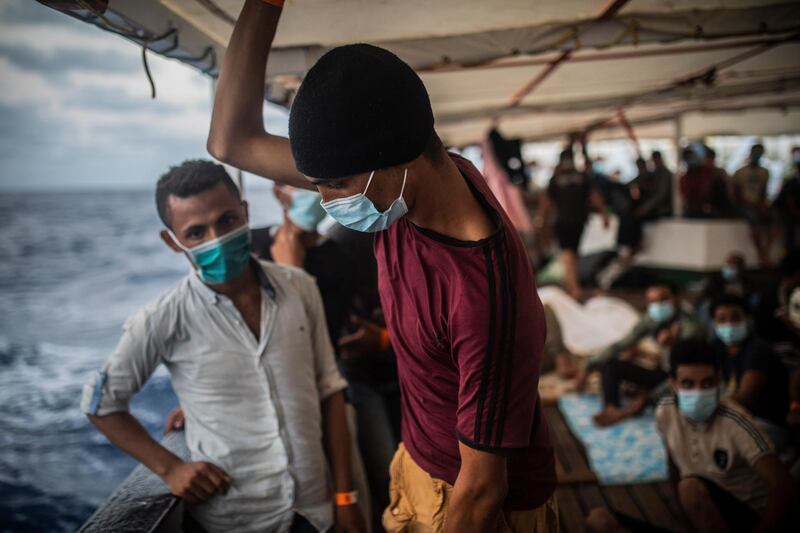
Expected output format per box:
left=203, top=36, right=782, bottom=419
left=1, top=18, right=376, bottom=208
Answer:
left=789, top=287, right=800, bottom=330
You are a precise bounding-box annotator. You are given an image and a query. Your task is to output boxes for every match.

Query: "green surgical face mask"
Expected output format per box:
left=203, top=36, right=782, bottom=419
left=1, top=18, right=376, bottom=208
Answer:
left=170, top=224, right=252, bottom=284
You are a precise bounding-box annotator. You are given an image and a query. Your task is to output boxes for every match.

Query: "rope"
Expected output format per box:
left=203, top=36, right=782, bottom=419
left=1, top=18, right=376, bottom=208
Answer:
left=75, top=0, right=160, bottom=98
left=141, top=44, right=155, bottom=99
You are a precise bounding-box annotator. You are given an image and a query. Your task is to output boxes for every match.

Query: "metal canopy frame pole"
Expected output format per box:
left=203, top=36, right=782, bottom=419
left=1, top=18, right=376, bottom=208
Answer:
left=673, top=114, right=683, bottom=217
left=503, top=0, right=632, bottom=110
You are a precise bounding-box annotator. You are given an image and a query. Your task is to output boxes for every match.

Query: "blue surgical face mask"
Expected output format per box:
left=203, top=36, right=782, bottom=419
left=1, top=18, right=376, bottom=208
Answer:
left=171, top=224, right=251, bottom=284
left=321, top=169, right=408, bottom=233
left=721, top=265, right=739, bottom=281
left=715, top=322, right=748, bottom=345
left=648, top=301, right=675, bottom=323
left=678, top=387, right=719, bottom=423
left=287, top=189, right=326, bottom=232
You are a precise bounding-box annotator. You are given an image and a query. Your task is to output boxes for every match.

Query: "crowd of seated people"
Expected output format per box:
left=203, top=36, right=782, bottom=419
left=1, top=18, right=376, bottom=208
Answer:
left=566, top=249, right=800, bottom=531
left=586, top=339, right=795, bottom=533
left=531, top=142, right=798, bottom=296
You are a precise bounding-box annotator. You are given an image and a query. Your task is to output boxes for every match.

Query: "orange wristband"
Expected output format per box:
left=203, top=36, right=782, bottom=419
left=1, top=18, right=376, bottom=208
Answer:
left=379, top=327, right=391, bottom=352
left=261, top=0, right=285, bottom=7
left=335, top=490, right=358, bottom=506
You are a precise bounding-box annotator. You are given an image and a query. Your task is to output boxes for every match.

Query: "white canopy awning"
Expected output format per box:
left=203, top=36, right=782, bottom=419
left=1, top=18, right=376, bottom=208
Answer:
left=48, top=0, right=800, bottom=144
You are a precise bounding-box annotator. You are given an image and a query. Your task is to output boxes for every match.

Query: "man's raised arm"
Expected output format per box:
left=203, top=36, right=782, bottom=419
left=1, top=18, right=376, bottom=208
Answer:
left=207, top=0, right=309, bottom=188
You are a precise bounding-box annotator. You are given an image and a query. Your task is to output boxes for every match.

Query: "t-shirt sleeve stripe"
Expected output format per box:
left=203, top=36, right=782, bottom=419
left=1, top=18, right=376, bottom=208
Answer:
left=473, top=244, right=498, bottom=443
left=718, top=407, right=770, bottom=452
left=493, top=240, right=517, bottom=447
left=484, top=240, right=510, bottom=446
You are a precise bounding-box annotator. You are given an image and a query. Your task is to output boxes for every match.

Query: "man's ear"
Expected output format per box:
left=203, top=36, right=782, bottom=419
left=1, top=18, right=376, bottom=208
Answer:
left=160, top=229, right=183, bottom=253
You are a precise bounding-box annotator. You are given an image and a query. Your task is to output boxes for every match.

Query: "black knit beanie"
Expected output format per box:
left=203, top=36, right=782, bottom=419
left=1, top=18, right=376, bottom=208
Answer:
left=288, top=44, right=434, bottom=180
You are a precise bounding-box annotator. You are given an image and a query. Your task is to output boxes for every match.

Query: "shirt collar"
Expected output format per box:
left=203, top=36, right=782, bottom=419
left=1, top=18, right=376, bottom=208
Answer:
left=685, top=406, right=720, bottom=431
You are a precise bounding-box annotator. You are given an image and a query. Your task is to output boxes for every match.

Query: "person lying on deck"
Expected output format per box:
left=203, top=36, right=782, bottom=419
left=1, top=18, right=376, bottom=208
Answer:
left=574, top=283, right=706, bottom=427
left=206, top=2, right=557, bottom=531
left=657, top=339, right=793, bottom=533
left=80, top=160, right=365, bottom=533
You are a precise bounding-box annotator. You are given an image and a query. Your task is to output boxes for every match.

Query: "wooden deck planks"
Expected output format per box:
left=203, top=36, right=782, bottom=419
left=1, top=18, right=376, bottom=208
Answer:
left=576, top=483, right=608, bottom=515
left=629, top=483, right=682, bottom=531
left=545, top=405, right=690, bottom=532
left=544, top=406, right=596, bottom=484
left=555, top=486, right=586, bottom=533
left=603, top=485, right=646, bottom=522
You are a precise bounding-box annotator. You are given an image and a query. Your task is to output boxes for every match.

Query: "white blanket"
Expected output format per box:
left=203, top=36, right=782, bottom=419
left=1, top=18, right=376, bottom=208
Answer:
left=538, top=286, right=641, bottom=356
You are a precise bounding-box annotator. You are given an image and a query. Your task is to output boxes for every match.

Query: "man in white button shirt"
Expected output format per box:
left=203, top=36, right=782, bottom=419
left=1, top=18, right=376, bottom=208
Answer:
left=80, top=160, right=366, bottom=533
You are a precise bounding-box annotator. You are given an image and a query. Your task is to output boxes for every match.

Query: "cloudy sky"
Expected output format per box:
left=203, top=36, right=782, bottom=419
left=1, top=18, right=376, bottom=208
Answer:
left=0, top=1, right=289, bottom=191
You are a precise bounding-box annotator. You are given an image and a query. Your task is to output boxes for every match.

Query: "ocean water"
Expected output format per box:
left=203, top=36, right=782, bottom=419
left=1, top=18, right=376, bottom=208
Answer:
left=0, top=189, right=280, bottom=532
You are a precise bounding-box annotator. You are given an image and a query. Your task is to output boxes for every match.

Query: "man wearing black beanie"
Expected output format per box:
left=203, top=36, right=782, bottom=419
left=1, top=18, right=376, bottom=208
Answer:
left=208, top=2, right=557, bottom=532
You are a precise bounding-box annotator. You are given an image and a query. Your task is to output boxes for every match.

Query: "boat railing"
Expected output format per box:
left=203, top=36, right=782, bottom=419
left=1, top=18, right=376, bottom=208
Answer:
left=78, top=431, right=189, bottom=533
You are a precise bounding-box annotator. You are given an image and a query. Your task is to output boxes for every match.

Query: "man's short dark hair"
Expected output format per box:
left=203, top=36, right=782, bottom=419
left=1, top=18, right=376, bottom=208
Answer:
left=710, top=293, right=748, bottom=318
left=648, top=281, right=678, bottom=296
left=705, top=147, right=716, bottom=160
left=651, top=150, right=662, bottom=160
left=156, top=160, right=240, bottom=228
left=559, top=149, right=573, bottom=162
left=669, top=338, right=720, bottom=378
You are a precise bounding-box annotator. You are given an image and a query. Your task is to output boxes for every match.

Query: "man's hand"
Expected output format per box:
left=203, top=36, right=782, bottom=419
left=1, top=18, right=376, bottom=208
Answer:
left=338, top=316, right=385, bottom=359
left=270, top=218, right=306, bottom=267
left=164, top=406, right=185, bottom=434
left=162, top=461, right=233, bottom=505
left=334, top=503, right=367, bottom=533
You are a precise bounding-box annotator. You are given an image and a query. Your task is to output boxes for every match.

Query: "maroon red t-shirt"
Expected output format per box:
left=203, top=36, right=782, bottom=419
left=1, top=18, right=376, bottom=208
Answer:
left=375, top=153, right=556, bottom=510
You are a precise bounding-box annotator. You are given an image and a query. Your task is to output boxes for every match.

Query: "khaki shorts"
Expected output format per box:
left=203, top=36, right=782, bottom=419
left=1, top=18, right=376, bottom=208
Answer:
left=382, top=443, right=559, bottom=532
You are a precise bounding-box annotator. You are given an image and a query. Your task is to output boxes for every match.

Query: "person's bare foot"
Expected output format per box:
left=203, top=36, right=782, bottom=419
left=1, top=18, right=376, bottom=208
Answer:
left=592, top=406, right=629, bottom=427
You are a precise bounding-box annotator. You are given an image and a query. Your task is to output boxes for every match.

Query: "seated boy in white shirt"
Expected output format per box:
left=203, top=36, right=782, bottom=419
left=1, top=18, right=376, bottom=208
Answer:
left=656, top=338, right=792, bottom=532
